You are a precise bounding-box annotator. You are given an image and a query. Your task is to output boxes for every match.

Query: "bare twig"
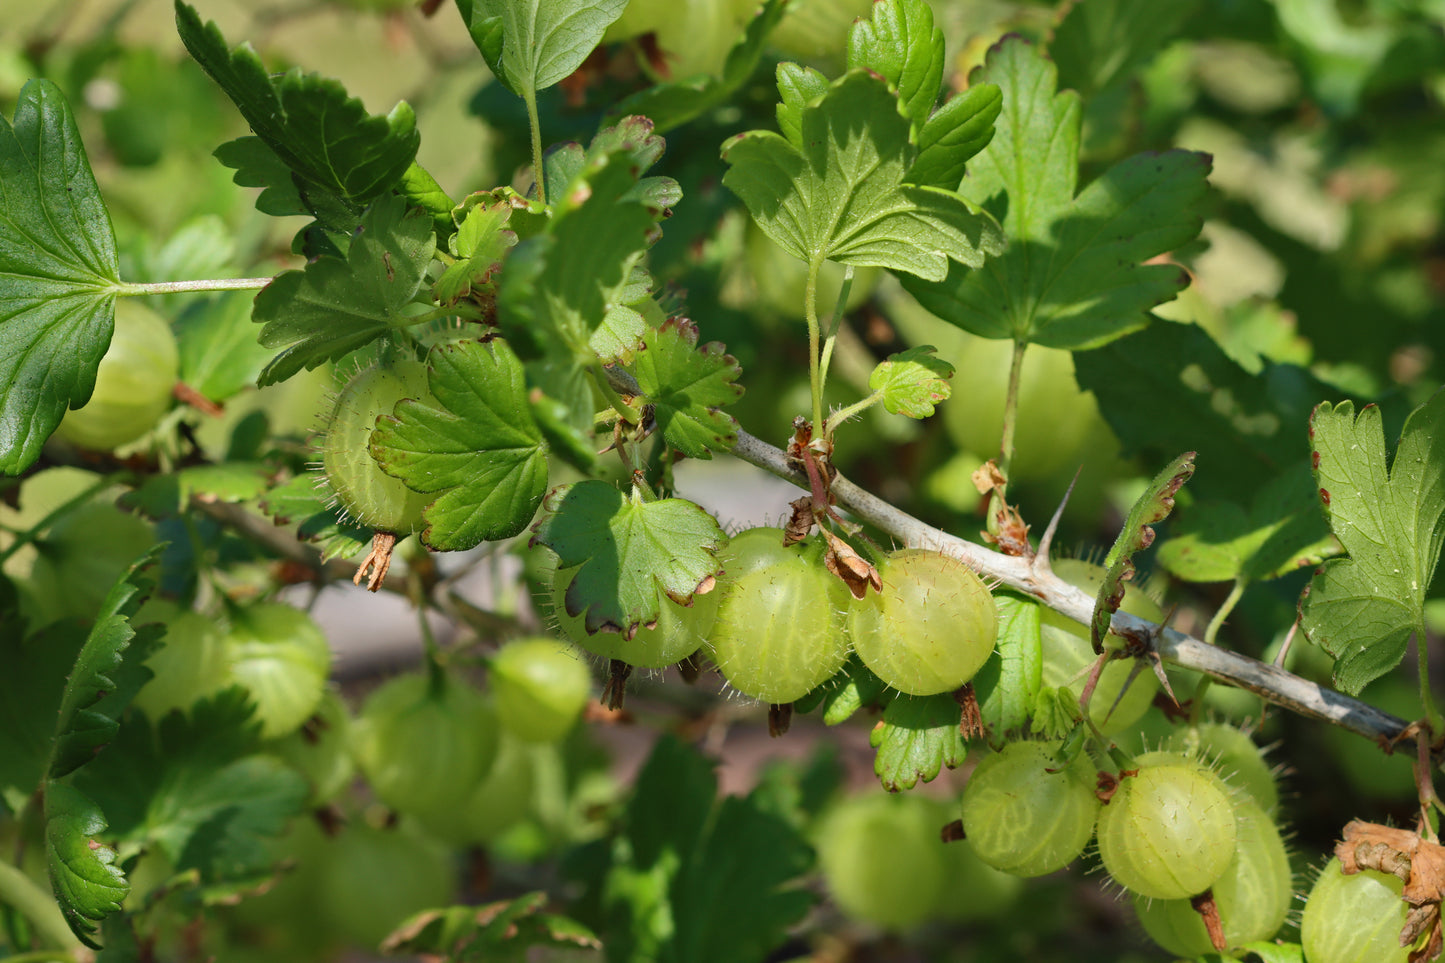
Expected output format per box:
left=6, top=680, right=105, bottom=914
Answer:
left=730, top=429, right=1413, bottom=752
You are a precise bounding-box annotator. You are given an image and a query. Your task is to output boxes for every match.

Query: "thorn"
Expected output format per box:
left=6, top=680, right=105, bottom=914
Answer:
left=1035, top=464, right=1082, bottom=573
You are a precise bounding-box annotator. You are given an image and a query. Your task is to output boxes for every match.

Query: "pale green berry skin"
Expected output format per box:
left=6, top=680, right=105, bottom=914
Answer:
left=490, top=636, right=593, bottom=743
left=1165, top=722, right=1280, bottom=815
left=266, top=687, right=355, bottom=804
left=552, top=565, right=718, bottom=668
left=225, top=603, right=332, bottom=740
left=350, top=672, right=500, bottom=843
left=815, top=791, right=948, bottom=931
left=56, top=300, right=178, bottom=451
left=316, top=821, right=453, bottom=949
left=847, top=549, right=997, bottom=696
left=1134, top=797, right=1292, bottom=956
left=322, top=361, right=431, bottom=534
left=705, top=528, right=850, bottom=704
left=1096, top=752, right=1238, bottom=900
left=1039, top=559, right=1165, bottom=733
left=961, top=740, right=1101, bottom=878
left=1302, top=858, right=1410, bottom=963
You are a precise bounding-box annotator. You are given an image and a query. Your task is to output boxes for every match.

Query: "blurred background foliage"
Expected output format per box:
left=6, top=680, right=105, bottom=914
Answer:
left=3, top=0, right=1445, bottom=960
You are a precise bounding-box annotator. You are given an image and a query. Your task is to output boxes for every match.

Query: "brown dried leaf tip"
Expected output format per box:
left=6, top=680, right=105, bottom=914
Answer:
left=821, top=527, right=881, bottom=600
left=1336, top=819, right=1445, bottom=961
left=783, top=495, right=815, bottom=545
left=973, top=459, right=1031, bottom=557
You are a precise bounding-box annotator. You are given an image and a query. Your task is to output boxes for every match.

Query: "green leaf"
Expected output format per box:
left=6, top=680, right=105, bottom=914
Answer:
left=252, top=195, right=435, bottom=385
left=868, top=344, right=953, bottom=418
left=457, top=0, right=628, bottom=94
left=909, top=84, right=1003, bottom=191
left=793, top=657, right=890, bottom=725
left=1074, top=320, right=1346, bottom=503
left=544, top=116, right=681, bottom=215
left=120, top=463, right=270, bottom=520
left=258, top=474, right=372, bottom=563
left=722, top=71, right=1004, bottom=281
left=869, top=692, right=965, bottom=792
left=845, top=0, right=946, bottom=133
left=212, top=136, right=307, bottom=218
left=1240, top=942, right=1304, bottom=963
left=531, top=481, right=726, bottom=635
left=901, top=37, right=1210, bottom=349
left=50, top=548, right=164, bottom=780
left=399, top=161, right=457, bottom=243
left=774, top=63, right=829, bottom=148
left=606, top=0, right=787, bottom=132
left=0, top=79, right=120, bottom=475
left=497, top=152, right=657, bottom=360
left=1157, top=468, right=1338, bottom=584
left=1090, top=452, right=1195, bottom=653
left=369, top=339, right=548, bottom=552
left=433, top=190, right=521, bottom=306
left=629, top=319, right=743, bottom=458
left=176, top=2, right=419, bottom=211
left=44, top=782, right=127, bottom=949
left=1300, top=392, right=1445, bottom=695
left=174, top=292, right=274, bottom=403
left=975, top=592, right=1043, bottom=735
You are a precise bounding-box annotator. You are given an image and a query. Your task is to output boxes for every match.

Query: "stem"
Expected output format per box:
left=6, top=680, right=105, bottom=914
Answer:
left=589, top=364, right=639, bottom=426
left=997, top=339, right=1029, bottom=488
left=0, top=861, right=82, bottom=954
left=113, top=277, right=273, bottom=296
left=0, top=474, right=119, bottom=566
left=524, top=88, right=547, bottom=206
left=805, top=255, right=825, bottom=438
left=815, top=265, right=855, bottom=416
left=728, top=428, right=1422, bottom=752
left=1204, top=578, right=1248, bottom=647
left=1418, top=618, right=1443, bottom=734
left=824, top=391, right=884, bottom=436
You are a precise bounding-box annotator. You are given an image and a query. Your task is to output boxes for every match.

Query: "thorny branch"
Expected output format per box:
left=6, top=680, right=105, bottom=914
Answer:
left=729, top=429, right=1415, bottom=755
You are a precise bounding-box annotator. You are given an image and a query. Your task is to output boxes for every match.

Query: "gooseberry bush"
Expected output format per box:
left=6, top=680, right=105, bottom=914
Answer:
left=3, top=0, right=1445, bottom=961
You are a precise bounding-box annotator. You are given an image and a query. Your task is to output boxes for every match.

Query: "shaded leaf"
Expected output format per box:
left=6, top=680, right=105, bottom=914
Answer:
left=383, top=894, right=600, bottom=959
left=531, top=482, right=726, bottom=635
left=629, top=319, right=743, bottom=458
left=370, top=339, right=548, bottom=552
left=869, top=692, right=965, bottom=791
left=1300, top=391, right=1445, bottom=694
left=722, top=71, right=1003, bottom=281
left=975, top=592, right=1043, bottom=735
left=1050, top=0, right=1203, bottom=98
left=174, top=291, right=273, bottom=403
left=909, top=84, right=1003, bottom=191
left=901, top=38, right=1209, bottom=349
left=0, top=621, right=88, bottom=813
left=0, top=79, right=119, bottom=475
left=845, top=0, right=946, bottom=132
left=258, top=473, right=372, bottom=563
left=177, top=2, right=419, bottom=212
left=253, top=195, right=435, bottom=385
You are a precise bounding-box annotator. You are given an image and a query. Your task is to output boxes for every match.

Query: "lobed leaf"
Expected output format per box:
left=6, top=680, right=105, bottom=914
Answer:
left=531, top=482, right=726, bottom=635
left=628, top=319, right=743, bottom=458
left=0, top=79, right=119, bottom=475
left=869, top=692, right=966, bottom=791
left=846, top=0, right=945, bottom=133
left=975, top=592, right=1043, bottom=735
left=177, top=2, right=419, bottom=214
left=44, top=782, right=127, bottom=949
left=252, top=195, right=435, bottom=385
left=456, top=0, right=628, bottom=95
left=370, top=339, right=548, bottom=552
left=258, top=474, right=372, bottom=563
left=1299, top=391, right=1445, bottom=694
left=722, top=71, right=1004, bottom=282
left=382, top=894, right=600, bottom=959
left=902, top=37, right=1210, bottom=350
left=868, top=344, right=954, bottom=418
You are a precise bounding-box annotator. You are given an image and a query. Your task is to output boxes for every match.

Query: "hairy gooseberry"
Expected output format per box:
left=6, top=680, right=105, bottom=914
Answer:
left=1301, top=857, right=1411, bottom=963
left=551, top=564, right=718, bottom=669
left=1096, top=751, right=1238, bottom=900
left=132, top=607, right=231, bottom=720
left=960, top=740, right=1101, bottom=877
left=316, top=820, right=453, bottom=949
left=704, top=527, right=850, bottom=704
left=815, top=791, right=948, bottom=931
left=55, top=300, right=178, bottom=451
left=1165, top=722, right=1279, bottom=815
left=266, top=687, right=355, bottom=804
left=320, top=360, right=431, bottom=534
left=224, top=602, right=332, bottom=740
left=847, top=549, right=996, bottom=696
left=1134, top=797, right=1291, bottom=956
